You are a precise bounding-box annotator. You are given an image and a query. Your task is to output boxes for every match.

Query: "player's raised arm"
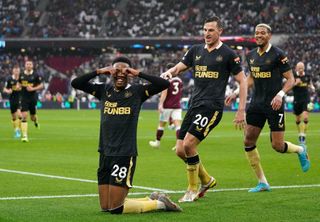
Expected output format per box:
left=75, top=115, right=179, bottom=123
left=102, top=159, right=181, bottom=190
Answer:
left=161, top=62, right=188, bottom=79
left=138, top=72, right=170, bottom=97
left=71, top=66, right=115, bottom=98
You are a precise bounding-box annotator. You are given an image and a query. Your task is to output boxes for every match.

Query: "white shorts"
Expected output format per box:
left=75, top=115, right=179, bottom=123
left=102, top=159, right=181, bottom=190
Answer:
left=159, top=108, right=182, bottom=122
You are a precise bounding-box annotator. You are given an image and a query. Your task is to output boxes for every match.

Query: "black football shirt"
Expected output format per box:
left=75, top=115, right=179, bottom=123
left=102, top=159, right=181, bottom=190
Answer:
left=5, top=76, right=21, bottom=101
left=181, top=43, right=242, bottom=110
left=246, top=45, right=291, bottom=106
left=19, top=71, right=43, bottom=100
left=72, top=72, right=169, bottom=157
left=293, top=72, right=311, bottom=103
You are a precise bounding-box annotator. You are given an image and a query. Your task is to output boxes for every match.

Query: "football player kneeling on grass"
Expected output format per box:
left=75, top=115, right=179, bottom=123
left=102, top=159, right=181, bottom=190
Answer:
left=71, top=56, right=181, bottom=214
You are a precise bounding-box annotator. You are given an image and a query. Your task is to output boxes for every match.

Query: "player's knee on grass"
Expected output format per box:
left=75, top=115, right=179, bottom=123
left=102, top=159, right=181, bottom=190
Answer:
left=101, top=208, right=109, bottom=213
left=110, top=205, right=124, bottom=214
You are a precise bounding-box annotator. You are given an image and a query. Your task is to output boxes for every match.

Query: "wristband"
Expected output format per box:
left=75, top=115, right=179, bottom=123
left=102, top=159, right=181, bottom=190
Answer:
left=277, top=90, right=285, bottom=98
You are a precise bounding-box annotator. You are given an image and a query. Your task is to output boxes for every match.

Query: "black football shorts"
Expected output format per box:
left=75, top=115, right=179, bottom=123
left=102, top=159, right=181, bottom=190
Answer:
left=293, top=101, right=308, bottom=116
left=97, top=154, right=136, bottom=188
left=178, top=106, right=223, bottom=141
left=246, top=104, right=285, bottom=131
left=21, top=97, right=37, bottom=115
left=9, top=98, right=21, bottom=114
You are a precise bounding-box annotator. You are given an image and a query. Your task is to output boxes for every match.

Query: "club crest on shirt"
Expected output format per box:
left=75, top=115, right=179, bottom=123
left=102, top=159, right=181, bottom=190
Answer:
left=216, top=55, right=223, bottom=62
left=250, top=59, right=254, bottom=64
left=115, top=177, right=123, bottom=184
left=195, top=55, right=201, bottom=61
left=124, top=91, right=133, bottom=98
left=278, top=123, right=284, bottom=128
left=196, top=126, right=203, bottom=132
left=265, top=59, right=271, bottom=64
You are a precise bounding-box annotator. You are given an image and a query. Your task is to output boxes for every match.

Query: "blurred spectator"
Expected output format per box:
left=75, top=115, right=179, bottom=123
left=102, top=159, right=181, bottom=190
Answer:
left=2, top=0, right=319, bottom=38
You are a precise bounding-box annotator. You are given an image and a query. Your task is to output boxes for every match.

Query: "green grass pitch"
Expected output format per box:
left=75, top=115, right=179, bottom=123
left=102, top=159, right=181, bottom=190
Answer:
left=0, top=109, right=319, bottom=222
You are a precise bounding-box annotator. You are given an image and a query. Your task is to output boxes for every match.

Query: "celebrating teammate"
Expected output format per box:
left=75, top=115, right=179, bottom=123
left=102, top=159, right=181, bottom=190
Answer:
left=71, top=56, right=182, bottom=214
left=149, top=63, right=183, bottom=150
left=3, top=65, right=22, bottom=138
left=19, top=60, right=44, bottom=142
left=161, top=16, right=247, bottom=202
left=242, top=24, right=310, bottom=192
left=292, top=61, right=315, bottom=144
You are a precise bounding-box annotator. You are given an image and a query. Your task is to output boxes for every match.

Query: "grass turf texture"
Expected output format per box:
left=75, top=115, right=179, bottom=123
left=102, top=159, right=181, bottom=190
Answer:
left=0, top=109, right=319, bottom=222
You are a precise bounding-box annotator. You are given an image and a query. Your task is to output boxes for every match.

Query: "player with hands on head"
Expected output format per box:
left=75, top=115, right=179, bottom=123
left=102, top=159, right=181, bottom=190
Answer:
left=71, top=56, right=182, bottom=214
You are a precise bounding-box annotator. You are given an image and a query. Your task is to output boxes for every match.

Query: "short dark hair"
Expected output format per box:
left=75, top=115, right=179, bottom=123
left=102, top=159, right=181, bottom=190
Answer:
left=112, top=56, right=132, bottom=67
left=255, top=23, right=272, bottom=33
left=204, top=16, right=223, bottom=29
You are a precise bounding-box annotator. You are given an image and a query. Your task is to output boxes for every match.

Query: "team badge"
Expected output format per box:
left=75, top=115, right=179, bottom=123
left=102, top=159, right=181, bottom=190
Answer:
left=115, top=177, right=123, bottom=184
left=195, top=55, right=201, bottom=61
left=250, top=59, right=254, bottom=64
left=216, top=55, right=223, bottom=62
left=278, top=123, right=284, bottom=128
left=196, top=126, right=203, bottom=132
left=216, top=56, right=223, bottom=62
left=233, top=57, right=240, bottom=64
left=124, top=91, right=133, bottom=98
left=266, top=59, right=271, bottom=64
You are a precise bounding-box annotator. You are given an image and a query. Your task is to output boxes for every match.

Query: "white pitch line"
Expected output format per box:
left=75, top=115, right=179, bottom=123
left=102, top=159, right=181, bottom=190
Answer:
left=0, top=194, right=98, bottom=200
left=173, top=183, right=320, bottom=194
left=0, top=168, right=172, bottom=193
left=0, top=168, right=97, bottom=183
left=1, top=184, right=320, bottom=201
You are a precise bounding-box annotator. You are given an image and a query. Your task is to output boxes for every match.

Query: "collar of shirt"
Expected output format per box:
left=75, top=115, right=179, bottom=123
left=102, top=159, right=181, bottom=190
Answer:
left=24, top=70, right=34, bottom=75
left=204, top=41, right=223, bottom=50
left=12, top=75, right=19, bottom=80
left=113, top=83, right=131, bottom=92
left=257, top=43, right=272, bottom=55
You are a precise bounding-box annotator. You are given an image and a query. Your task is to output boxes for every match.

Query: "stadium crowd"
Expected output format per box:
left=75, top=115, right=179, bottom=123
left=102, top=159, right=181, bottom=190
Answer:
left=0, top=0, right=319, bottom=104
left=1, top=0, right=319, bottom=38
left=1, top=35, right=319, bottom=104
